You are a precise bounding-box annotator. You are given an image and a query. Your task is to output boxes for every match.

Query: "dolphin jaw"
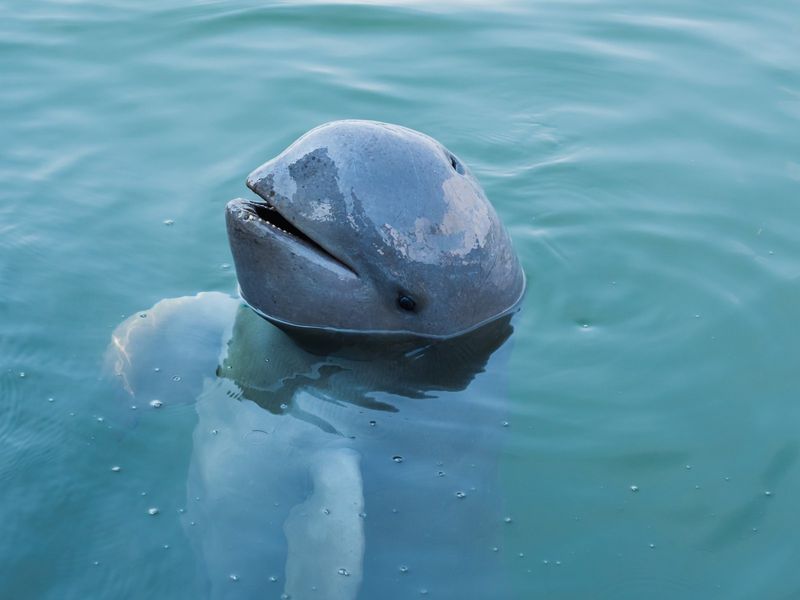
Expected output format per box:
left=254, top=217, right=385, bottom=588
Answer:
left=226, top=197, right=357, bottom=277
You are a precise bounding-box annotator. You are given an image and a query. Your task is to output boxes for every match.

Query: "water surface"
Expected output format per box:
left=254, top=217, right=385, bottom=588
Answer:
left=2, top=0, right=800, bottom=597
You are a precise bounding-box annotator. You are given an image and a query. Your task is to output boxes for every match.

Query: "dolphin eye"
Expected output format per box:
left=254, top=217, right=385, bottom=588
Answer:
left=397, top=295, right=416, bottom=312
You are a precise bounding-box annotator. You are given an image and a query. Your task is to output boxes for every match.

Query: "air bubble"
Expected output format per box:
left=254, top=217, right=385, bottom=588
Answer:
left=392, top=456, right=403, bottom=463
left=148, top=507, right=159, bottom=516
left=338, top=568, right=350, bottom=576
left=630, top=485, right=639, bottom=492
left=399, top=565, right=409, bottom=574
left=111, top=466, right=121, bottom=473
left=455, top=491, right=466, bottom=499
left=149, top=399, right=163, bottom=408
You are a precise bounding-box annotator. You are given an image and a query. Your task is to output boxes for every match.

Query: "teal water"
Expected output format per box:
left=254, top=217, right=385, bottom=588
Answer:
left=2, top=1, right=800, bottom=598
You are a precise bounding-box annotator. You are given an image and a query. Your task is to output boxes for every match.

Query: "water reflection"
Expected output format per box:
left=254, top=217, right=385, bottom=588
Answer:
left=218, top=304, right=514, bottom=416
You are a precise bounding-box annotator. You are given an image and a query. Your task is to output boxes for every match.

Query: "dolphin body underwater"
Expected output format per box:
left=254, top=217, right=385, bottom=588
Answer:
left=109, top=121, right=526, bottom=599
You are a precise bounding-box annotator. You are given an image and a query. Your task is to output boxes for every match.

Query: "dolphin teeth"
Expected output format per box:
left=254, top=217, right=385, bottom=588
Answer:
left=251, top=205, right=292, bottom=238
left=239, top=198, right=357, bottom=275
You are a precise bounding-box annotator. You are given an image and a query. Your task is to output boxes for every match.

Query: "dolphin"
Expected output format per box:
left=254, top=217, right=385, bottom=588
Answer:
left=226, top=120, right=524, bottom=339
left=108, top=120, right=525, bottom=599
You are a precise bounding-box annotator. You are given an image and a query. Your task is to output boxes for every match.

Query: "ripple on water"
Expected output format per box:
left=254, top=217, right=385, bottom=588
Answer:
left=2, top=0, right=800, bottom=597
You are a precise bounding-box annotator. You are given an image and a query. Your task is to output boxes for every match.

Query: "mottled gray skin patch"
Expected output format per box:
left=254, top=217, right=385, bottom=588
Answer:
left=226, top=120, right=524, bottom=339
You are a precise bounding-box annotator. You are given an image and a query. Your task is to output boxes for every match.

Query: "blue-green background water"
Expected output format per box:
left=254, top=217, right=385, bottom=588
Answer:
left=2, top=0, right=800, bottom=597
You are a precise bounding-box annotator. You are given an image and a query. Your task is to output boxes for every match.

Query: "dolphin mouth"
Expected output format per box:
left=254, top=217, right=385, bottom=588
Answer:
left=247, top=199, right=314, bottom=246
left=228, top=197, right=357, bottom=276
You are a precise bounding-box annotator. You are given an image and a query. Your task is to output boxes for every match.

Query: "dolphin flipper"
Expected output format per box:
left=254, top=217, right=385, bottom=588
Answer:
left=107, top=292, right=238, bottom=407
left=186, top=377, right=366, bottom=599
left=283, top=447, right=365, bottom=600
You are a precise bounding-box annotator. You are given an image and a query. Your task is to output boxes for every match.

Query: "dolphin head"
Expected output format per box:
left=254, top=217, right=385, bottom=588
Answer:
left=226, top=120, right=525, bottom=340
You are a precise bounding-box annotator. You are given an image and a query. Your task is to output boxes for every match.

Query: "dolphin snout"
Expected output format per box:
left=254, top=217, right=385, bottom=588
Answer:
left=246, top=163, right=274, bottom=198
left=245, top=171, right=260, bottom=191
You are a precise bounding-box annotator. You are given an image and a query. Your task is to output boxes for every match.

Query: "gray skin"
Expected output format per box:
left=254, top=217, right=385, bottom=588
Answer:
left=108, top=121, right=525, bottom=599
left=226, top=120, right=524, bottom=340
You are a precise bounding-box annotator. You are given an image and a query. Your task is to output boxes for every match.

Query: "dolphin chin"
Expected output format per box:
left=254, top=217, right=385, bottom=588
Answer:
left=226, top=119, right=525, bottom=339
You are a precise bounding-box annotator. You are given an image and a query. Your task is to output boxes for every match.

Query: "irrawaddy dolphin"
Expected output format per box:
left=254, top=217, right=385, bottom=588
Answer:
left=108, top=120, right=525, bottom=599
